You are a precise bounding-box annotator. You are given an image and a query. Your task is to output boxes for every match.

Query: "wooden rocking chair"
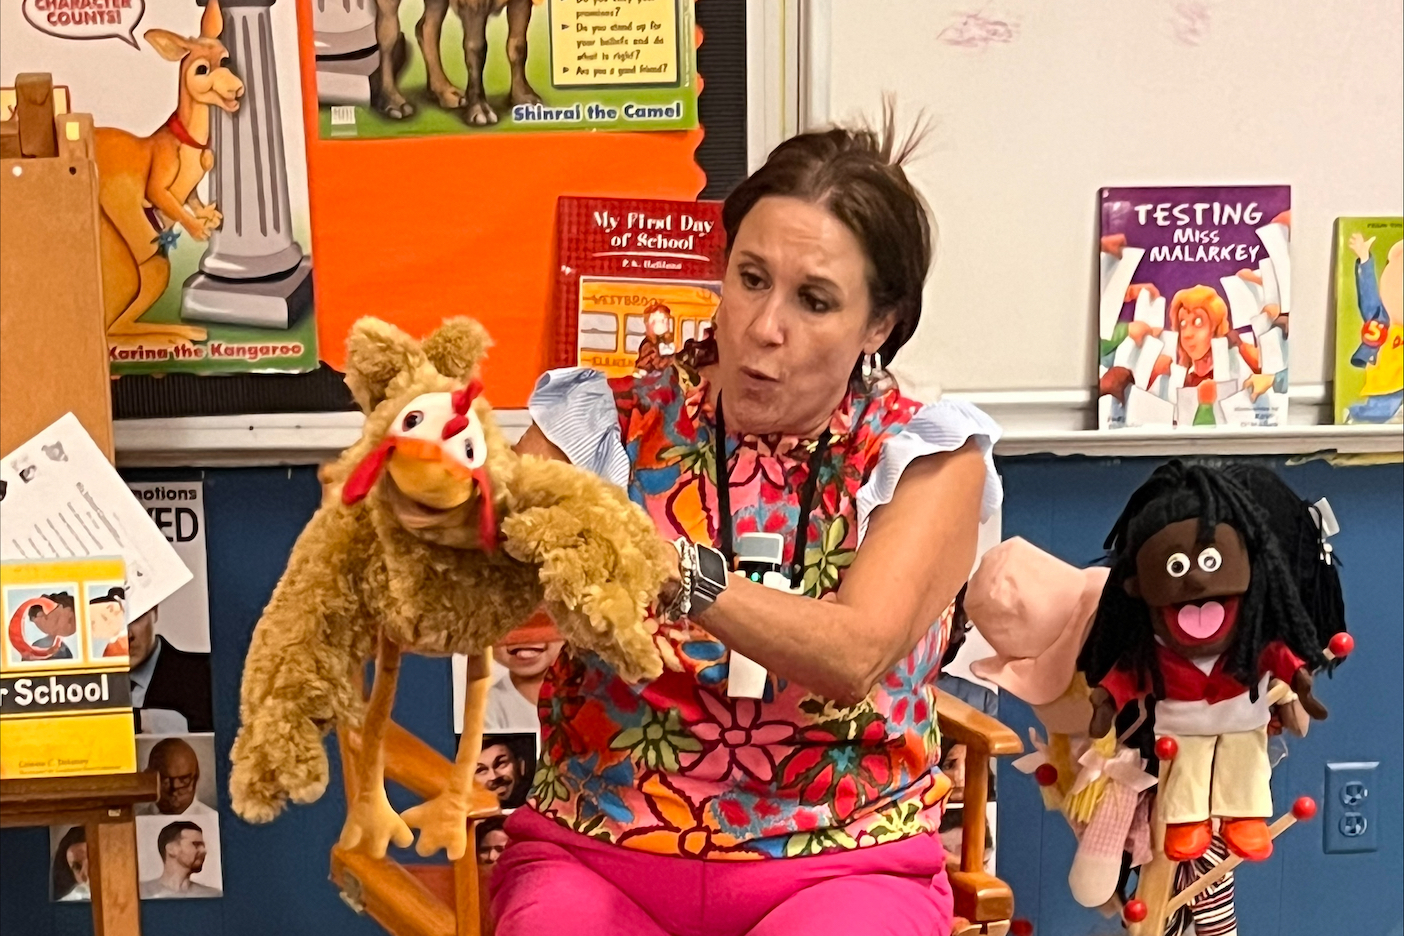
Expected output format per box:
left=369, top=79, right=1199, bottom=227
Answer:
left=330, top=626, right=1025, bottom=936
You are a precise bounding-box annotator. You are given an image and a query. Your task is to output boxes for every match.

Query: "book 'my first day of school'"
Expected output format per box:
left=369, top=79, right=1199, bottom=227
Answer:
left=1334, top=217, right=1403, bottom=425
left=1098, top=186, right=1292, bottom=430
left=1, top=557, right=136, bottom=779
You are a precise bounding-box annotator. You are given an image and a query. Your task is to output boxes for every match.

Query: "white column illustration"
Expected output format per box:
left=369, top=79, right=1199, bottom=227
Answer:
left=182, top=0, right=314, bottom=329
left=313, top=0, right=380, bottom=107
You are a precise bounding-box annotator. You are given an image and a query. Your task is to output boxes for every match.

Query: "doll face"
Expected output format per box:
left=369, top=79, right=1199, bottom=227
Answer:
left=1127, top=519, right=1250, bottom=655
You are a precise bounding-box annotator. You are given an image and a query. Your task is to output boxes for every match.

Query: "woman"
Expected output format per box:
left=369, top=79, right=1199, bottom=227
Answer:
left=493, top=118, right=1000, bottom=936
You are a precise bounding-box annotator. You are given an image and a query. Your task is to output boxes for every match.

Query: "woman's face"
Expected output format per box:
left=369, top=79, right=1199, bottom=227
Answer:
left=712, top=196, right=893, bottom=436
left=1177, top=305, right=1214, bottom=363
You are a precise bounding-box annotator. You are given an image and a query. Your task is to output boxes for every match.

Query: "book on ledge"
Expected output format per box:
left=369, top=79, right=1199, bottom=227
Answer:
left=1097, top=186, right=1292, bottom=430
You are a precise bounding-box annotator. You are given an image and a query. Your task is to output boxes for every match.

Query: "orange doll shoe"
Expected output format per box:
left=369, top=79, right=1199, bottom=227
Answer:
left=1221, top=818, right=1273, bottom=861
left=1163, top=820, right=1213, bottom=860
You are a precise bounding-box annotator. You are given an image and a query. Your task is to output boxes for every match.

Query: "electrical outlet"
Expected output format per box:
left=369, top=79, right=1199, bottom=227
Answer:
left=1324, top=762, right=1378, bottom=854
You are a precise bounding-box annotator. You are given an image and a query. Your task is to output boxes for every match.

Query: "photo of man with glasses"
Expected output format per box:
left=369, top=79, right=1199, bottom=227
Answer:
left=136, top=737, right=216, bottom=817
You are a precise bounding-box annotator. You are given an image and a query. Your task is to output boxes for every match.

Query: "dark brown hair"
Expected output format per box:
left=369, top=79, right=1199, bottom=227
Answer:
left=721, top=103, right=934, bottom=369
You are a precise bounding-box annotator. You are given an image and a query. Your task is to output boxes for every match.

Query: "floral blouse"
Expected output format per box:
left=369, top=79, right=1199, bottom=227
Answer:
left=527, top=362, right=1002, bottom=859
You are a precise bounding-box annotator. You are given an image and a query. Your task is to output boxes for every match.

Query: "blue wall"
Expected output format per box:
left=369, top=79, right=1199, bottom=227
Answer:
left=996, top=456, right=1404, bottom=936
left=1, top=458, right=1399, bottom=936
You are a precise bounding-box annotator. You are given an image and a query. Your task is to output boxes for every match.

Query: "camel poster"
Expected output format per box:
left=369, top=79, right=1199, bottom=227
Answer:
left=1, top=0, right=317, bottom=376
left=314, top=0, right=697, bottom=139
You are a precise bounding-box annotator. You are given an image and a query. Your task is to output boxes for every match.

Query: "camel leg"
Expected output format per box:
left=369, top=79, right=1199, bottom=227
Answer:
left=455, top=0, right=496, bottom=126
left=106, top=254, right=209, bottom=343
left=338, top=635, right=414, bottom=858
left=505, top=0, right=541, bottom=106
left=373, top=0, right=414, bottom=119
left=401, top=648, right=494, bottom=860
left=417, top=0, right=463, bottom=109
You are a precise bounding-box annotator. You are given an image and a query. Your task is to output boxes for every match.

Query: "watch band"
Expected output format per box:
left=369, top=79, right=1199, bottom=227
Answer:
left=688, top=543, right=729, bottom=616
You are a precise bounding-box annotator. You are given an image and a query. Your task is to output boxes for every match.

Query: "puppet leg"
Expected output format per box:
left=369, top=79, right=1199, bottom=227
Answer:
left=1212, top=727, right=1274, bottom=861
left=402, top=647, right=495, bottom=859
left=1158, top=734, right=1214, bottom=860
left=338, top=634, right=414, bottom=858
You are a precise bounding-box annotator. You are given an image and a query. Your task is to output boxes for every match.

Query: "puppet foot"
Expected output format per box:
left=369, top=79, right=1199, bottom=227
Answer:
left=339, top=790, right=415, bottom=859
left=1163, top=820, right=1212, bottom=861
left=401, top=792, right=472, bottom=860
left=1220, top=817, right=1273, bottom=861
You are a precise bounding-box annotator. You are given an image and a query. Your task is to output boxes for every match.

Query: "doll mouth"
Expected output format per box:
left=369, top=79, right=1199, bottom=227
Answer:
left=1163, top=596, right=1240, bottom=645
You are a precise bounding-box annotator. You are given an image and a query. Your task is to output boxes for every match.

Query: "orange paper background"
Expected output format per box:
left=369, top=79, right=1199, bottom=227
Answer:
left=294, top=1, right=708, bottom=407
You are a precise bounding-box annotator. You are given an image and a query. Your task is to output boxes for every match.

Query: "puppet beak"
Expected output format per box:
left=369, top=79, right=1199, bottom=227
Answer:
left=386, top=445, right=475, bottom=510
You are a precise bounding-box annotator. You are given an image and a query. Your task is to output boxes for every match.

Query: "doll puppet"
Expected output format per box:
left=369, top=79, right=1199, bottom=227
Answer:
left=1078, top=461, right=1331, bottom=864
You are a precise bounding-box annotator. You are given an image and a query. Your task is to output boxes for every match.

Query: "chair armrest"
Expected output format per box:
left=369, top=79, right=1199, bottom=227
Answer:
left=937, top=692, right=1023, bottom=757
left=949, top=870, right=1014, bottom=924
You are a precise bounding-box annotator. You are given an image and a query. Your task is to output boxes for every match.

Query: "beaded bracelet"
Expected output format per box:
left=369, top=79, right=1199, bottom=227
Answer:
left=663, top=537, right=694, bottom=622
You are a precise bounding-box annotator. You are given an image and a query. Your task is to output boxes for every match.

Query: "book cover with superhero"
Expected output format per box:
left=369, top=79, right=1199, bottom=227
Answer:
left=1097, top=186, right=1292, bottom=430
left=554, top=195, right=724, bottom=379
left=1333, top=217, right=1404, bottom=425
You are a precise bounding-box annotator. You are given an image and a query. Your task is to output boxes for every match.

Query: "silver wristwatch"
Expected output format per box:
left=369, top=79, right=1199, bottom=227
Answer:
left=688, top=543, right=729, bottom=616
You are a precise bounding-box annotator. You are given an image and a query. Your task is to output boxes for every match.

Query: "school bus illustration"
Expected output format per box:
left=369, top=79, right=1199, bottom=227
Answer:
left=576, top=277, right=721, bottom=378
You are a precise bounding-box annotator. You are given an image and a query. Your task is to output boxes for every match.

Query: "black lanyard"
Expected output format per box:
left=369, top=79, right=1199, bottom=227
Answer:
left=713, top=393, right=833, bottom=590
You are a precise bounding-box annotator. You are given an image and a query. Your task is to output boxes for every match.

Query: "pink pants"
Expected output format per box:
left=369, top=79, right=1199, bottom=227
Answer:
left=490, top=808, right=954, bottom=936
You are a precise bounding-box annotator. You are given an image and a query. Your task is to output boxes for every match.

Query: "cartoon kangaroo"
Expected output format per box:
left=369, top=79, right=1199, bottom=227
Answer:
left=94, top=0, right=243, bottom=344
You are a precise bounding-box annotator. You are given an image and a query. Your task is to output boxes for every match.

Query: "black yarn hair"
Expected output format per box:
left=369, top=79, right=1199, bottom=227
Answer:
left=1221, top=463, right=1348, bottom=658
left=1077, top=460, right=1327, bottom=702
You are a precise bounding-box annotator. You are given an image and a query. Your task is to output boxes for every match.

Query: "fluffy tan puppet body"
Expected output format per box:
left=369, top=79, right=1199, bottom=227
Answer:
left=230, top=317, right=669, bottom=860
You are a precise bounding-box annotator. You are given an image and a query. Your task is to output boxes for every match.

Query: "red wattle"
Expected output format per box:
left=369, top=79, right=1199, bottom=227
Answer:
left=342, top=439, right=395, bottom=505
left=474, top=468, right=498, bottom=551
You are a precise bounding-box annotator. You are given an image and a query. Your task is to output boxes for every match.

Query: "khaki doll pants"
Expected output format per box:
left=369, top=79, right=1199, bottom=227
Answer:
left=1157, top=727, right=1273, bottom=824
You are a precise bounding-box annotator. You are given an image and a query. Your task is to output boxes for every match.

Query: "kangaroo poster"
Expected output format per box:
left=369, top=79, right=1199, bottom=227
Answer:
left=314, top=0, right=697, bottom=140
left=1, top=0, right=317, bottom=376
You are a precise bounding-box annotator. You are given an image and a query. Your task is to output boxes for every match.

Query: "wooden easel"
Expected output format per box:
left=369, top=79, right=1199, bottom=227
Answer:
left=0, top=772, right=158, bottom=936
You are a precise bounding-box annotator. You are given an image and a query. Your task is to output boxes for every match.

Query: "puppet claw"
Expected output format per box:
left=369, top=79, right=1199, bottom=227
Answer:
left=340, top=790, right=415, bottom=858
left=402, top=793, right=472, bottom=860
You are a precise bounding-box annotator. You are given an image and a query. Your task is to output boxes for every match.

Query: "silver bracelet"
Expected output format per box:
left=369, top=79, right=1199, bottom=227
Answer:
left=664, top=538, right=694, bottom=622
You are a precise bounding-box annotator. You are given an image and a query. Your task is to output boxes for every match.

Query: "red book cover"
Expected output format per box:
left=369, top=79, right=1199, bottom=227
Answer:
left=553, top=196, right=726, bottom=378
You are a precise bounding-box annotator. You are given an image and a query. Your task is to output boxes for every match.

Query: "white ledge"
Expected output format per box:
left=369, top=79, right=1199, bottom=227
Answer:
left=113, top=405, right=1402, bottom=467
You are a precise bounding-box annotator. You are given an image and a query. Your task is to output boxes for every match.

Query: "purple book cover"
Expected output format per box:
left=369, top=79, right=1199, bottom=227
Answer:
left=1097, top=185, right=1291, bottom=430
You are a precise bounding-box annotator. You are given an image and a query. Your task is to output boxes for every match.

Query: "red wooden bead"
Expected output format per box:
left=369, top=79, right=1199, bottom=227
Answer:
left=1010, top=920, right=1034, bottom=936
left=1329, top=632, right=1354, bottom=658
left=1155, top=737, right=1179, bottom=761
left=1293, top=796, right=1318, bottom=821
left=1034, top=764, right=1059, bottom=787
left=1124, top=900, right=1148, bottom=923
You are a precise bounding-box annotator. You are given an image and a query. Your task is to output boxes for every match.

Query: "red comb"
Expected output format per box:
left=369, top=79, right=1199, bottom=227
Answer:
left=451, top=379, right=484, bottom=416
left=441, top=415, right=469, bottom=440
left=342, top=438, right=395, bottom=505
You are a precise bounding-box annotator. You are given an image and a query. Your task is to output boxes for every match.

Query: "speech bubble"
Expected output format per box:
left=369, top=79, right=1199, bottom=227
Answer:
left=22, top=0, right=146, bottom=49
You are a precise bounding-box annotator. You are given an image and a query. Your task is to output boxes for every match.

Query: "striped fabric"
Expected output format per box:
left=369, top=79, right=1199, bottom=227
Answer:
left=1167, top=834, right=1238, bottom=936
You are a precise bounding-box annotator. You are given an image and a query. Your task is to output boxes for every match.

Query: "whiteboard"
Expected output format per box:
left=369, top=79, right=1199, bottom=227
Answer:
left=821, top=0, right=1404, bottom=398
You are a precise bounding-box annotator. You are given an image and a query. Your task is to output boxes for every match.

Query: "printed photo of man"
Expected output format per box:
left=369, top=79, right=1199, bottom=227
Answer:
left=139, top=821, right=222, bottom=899
left=476, top=734, right=535, bottom=810
left=137, top=737, right=216, bottom=816
left=128, top=605, right=213, bottom=734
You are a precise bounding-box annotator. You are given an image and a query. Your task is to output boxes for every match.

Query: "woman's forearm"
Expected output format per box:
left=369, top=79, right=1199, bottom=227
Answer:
left=696, top=445, right=986, bottom=704
left=697, top=580, right=901, bottom=704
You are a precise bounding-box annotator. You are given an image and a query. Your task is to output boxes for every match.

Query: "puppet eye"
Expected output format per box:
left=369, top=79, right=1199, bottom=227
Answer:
left=195, top=64, right=209, bottom=76
left=463, top=440, right=475, bottom=462
left=1166, top=552, right=1192, bottom=577
left=1197, top=547, right=1223, bottom=572
left=401, top=411, right=424, bottom=431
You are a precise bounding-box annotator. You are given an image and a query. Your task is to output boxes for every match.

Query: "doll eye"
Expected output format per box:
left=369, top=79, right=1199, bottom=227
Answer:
left=1198, top=547, right=1223, bottom=573
left=1166, top=552, right=1192, bottom=577
left=401, top=411, right=424, bottom=431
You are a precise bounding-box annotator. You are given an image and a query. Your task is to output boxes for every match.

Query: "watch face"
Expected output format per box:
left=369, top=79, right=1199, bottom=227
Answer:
left=696, top=546, right=728, bottom=585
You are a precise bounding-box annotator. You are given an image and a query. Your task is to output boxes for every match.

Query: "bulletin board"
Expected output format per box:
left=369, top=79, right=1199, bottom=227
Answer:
left=108, top=0, right=748, bottom=418
left=814, top=0, right=1404, bottom=401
